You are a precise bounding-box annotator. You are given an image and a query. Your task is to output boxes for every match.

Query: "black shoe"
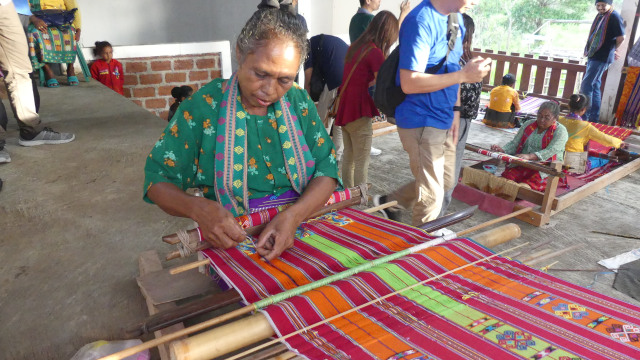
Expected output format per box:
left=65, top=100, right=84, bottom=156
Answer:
left=373, top=194, right=401, bottom=221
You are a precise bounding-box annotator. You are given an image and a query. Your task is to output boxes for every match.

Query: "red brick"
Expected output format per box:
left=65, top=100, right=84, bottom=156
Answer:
left=125, top=61, right=148, bottom=73
left=158, top=110, right=169, bottom=120
left=132, top=87, right=156, bottom=98
left=140, top=74, right=163, bottom=85
left=173, top=59, right=194, bottom=70
left=210, top=70, right=222, bottom=79
left=151, top=61, right=172, bottom=71
left=196, top=58, right=215, bottom=69
left=131, top=99, right=143, bottom=107
left=145, top=98, right=168, bottom=109
left=189, top=70, right=210, bottom=82
left=165, top=72, right=187, bottom=83
left=122, top=88, right=132, bottom=98
left=124, top=75, right=138, bottom=86
left=158, top=85, right=176, bottom=97
left=214, top=56, right=221, bottom=69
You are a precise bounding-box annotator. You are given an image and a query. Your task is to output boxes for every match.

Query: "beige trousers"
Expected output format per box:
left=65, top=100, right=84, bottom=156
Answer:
left=341, top=117, right=372, bottom=188
left=389, top=126, right=457, bottom=226
left=0, top=1, right=42, bottom=145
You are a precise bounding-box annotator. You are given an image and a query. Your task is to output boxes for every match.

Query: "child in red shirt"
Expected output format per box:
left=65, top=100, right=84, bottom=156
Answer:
left=90, top=41, right=124, bottom=95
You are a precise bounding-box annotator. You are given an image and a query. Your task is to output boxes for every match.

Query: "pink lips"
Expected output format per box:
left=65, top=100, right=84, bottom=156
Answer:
left=255, top=97, right=271, bottom=107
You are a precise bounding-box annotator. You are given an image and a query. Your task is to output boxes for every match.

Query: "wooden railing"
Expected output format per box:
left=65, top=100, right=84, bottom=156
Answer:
left=473, top=49, right=590, bottom=103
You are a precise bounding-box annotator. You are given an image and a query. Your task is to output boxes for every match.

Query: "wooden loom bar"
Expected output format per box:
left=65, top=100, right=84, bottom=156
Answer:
left=465, top=144, right=566, bottom=178
left=103, top=211, right=529, bottom=360
left=178, top=240, right=530, bottom=360
left=165, top=195, right=363, bottom=261
left=168, top=200, right=399, bottom=276
left=163, top=185, right=366, bottom=246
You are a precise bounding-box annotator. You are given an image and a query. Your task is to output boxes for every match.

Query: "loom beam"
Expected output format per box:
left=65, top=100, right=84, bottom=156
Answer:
left=167, top=223, right=522, bottom=360
left=466, top=144, right=566, bottom=178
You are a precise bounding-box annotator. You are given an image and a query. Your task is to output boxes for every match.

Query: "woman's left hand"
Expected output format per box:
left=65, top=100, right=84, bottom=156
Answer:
left=517, top=153, right=538, bottom=161
left=256, top=210, right=298, bottom=261
left=75, top=28, right=81, bottom=41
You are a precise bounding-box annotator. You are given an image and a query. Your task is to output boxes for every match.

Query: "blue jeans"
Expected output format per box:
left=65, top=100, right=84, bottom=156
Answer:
left=580, top=59, right=610, bottom=123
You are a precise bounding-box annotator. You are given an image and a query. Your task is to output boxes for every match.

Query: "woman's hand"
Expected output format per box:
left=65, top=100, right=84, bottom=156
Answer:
left=491, top=144, right=504, bottom=153
left=31, top=16, right=47, bottom=32
left=190, top=197, right=246, bottom=249
left=75, top=28, right=81, bottom=41
left=516, top=153, right=538, bottom=161
left=256, top=210, right=298, bottom=261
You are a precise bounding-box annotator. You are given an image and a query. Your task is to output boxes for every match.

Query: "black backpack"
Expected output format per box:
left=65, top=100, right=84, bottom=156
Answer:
left=374, top=14, right=460, bottom=118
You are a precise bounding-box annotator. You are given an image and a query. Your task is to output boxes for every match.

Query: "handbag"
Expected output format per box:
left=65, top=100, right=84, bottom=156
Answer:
left=327, top=45, right=374, bottom=119
left=32, top=8, right=77, bottom=28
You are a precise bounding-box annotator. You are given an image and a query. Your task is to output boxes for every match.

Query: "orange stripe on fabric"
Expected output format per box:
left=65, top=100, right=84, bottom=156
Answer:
left=246, top=254, right=298, bottom=290
left=304, top=286, right=416, bottom=358
left=346, top=221, right=416, bottom=252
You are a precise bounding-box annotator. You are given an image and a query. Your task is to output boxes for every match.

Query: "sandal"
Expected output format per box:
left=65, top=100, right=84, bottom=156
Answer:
left=67, top=76, right=79, bottom=86
left=46, top=78, right=59, bottom=88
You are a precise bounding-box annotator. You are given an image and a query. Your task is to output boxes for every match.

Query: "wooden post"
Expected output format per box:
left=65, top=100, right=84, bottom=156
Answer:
left=539, top=161, right=563, bottom=224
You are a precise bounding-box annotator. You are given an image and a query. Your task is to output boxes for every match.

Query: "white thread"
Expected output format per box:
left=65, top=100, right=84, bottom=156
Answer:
left=177, top=229, right=196, bottom=258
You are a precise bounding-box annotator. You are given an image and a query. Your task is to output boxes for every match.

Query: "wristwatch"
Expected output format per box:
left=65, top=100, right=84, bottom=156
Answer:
left=453, top=106, right=462, bottom=112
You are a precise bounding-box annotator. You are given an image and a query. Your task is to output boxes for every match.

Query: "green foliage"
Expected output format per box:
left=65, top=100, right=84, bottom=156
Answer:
left=468, top=0, right=623, bottom=54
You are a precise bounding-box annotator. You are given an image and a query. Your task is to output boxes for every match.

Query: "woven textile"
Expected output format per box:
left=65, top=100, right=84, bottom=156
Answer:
left=516, top=96, right=547, bottom=116
left=590, top=123, right=633, bottom=154
left=202, top=209, right=640, bottom=360
left=616, top=67, right=640, bottom=128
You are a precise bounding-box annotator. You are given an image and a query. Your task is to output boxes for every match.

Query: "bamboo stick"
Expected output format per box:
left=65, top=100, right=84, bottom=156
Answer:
left=100, top=209, right=530, bottom=360
left=363, top=200, right=398, bottom=214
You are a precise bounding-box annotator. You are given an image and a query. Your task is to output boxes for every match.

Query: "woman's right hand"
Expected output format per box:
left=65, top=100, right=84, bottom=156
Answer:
left=30, top=16, right=48, bottom=32
left=190, top=197, right=246, bottom=249
left=491, top=144, right=504, bottom=153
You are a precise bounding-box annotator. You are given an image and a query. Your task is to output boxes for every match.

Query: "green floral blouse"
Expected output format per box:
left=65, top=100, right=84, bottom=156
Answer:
left=143, top=78, right=340, bottom=204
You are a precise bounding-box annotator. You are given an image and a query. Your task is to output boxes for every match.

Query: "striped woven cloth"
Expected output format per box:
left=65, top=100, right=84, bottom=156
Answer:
left=516, top=96, right=548, bottom=116
left=203, top=209, right=640, bottom=360
left=590, top=123, right=633, bottom=154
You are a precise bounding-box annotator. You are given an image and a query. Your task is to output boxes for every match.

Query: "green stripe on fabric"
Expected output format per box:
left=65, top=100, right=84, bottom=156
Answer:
left=369, top=264, right=578, bottom=359
left=298, top=234, right=369, bottom=268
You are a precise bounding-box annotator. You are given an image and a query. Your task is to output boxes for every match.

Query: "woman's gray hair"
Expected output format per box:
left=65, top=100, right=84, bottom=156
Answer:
left=538, top=101, right=560, bottom=119
left=236, top=8, right=308, bottom=65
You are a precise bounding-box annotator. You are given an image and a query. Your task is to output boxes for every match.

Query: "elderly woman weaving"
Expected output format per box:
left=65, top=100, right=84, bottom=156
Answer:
left=491, top=101, right=568, bottom=191
left=143, top=2, right=340, bottom=261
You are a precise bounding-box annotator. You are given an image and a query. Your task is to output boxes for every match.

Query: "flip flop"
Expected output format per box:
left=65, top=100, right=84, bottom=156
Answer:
left=68, top=76, right=79, bottom=86
left=46, top=78, right=59, bottom=88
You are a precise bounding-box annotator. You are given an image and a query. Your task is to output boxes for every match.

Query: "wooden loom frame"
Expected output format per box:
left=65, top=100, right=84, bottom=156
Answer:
left=459, top=157, right=640, bottom=226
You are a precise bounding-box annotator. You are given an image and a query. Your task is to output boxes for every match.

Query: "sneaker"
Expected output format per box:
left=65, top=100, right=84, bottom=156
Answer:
left=19, top=127, right=75, bottom=147
left=373, top=194, right=401, bottom=221
left=0, top=149, right=10, bottom=163
left=370, top=147, right=382, bottom=156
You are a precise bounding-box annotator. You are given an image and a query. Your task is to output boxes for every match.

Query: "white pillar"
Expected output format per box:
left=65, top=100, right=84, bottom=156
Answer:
left=600, top=0, right=636, bottom=124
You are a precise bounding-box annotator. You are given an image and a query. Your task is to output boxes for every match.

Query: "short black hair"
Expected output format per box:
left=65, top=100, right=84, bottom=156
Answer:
left=93, top=41, right=112, bottom=57
left=502, top=73, right=516, bottom=87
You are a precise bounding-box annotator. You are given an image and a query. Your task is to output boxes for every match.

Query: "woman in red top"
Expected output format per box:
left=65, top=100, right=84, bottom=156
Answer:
left=334, top=11, right=398, bottom=188
left=90, top=41, right=124, bottom=95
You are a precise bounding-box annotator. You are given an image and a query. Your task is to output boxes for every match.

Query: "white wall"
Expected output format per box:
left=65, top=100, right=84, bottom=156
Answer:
left=77, top=0, right=258, bottom=68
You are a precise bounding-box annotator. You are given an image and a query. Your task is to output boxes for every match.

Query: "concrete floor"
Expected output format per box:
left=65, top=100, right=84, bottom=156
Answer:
left=1, top=81, right=639, bottom=360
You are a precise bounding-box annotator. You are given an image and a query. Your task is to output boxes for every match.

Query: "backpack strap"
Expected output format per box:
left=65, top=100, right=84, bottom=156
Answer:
left=426, top=13, right=460, bottom=75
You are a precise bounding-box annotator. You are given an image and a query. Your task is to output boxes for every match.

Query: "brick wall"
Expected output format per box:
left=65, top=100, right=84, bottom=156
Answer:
left=120, top=53, right=222, bottom=120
